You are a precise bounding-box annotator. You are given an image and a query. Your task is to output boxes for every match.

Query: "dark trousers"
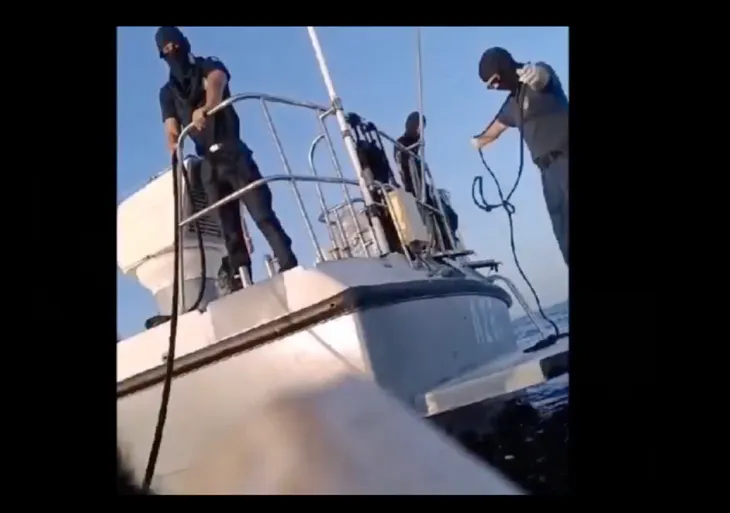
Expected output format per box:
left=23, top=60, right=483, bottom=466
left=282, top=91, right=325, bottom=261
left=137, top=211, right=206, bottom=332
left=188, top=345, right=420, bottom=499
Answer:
left=199, top=142, right=298, bottom=273
left=424, top=189, right=459, bottom=251
left=539, top=153, right=569, bottom=266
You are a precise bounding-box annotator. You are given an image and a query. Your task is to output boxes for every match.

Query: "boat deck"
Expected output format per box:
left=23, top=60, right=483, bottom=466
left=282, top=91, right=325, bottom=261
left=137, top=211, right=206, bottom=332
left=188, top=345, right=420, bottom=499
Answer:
left=424, top=338, right=569, bottom=416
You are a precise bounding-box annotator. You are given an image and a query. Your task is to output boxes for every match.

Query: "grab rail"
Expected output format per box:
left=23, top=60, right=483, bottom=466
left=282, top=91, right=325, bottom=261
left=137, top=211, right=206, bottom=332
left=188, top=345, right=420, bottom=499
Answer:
left=172, top=92, right=468, bottom=307
left=173, top=93, right=389, bottom=307
left=377, top=130, right=457, bottom=252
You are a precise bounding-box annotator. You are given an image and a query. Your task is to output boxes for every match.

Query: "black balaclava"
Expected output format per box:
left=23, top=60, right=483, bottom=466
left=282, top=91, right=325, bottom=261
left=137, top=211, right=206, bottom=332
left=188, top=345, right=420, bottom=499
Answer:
left=404, top=111, right=426, bottom=139
left=155, top=26, right=195, bottom=89
left=478, top=47, right=522, bottom=93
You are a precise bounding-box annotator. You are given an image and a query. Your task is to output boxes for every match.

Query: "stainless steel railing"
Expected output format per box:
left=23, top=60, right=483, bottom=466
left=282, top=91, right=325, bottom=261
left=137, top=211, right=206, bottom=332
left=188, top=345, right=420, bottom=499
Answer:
left=172, top=92, right=469, bottom=306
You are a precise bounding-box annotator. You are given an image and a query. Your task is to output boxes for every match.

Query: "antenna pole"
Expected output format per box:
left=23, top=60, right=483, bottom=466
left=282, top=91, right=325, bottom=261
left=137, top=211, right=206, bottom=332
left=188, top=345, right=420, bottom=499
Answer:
left=414, top=28, right=455, bottom=252
left=415, top=26, right=426, bottom=201
left=306, top=27, right=389, bottom=255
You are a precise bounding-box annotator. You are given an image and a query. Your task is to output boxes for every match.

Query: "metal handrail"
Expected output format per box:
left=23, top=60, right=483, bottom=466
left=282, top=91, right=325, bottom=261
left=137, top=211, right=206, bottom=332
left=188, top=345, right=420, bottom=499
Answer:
left=308, top=131, right=369, bottom=258
left=311, top=118, right=459, bottom=257
left=172, top=92, right=387, bottom=307
left=175, top=92, right=381, bottom=259
left=308, top=134, right=343, bottom=252
left=317, top=198, right=366, bottom=224
left=170, top=91, right=463, bottom=308
left=376, top=130, right=457, bottom=252
left=485, top=274, right=552, bottom=339
left=181, top=174, right=359, bottom=228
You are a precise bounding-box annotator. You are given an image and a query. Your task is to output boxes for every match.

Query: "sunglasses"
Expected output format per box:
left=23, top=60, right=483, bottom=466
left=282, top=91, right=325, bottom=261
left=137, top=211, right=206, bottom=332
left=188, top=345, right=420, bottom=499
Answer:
left=159, top=41, right=180, bottom=58
left=485, top=73, right=500, bottom=90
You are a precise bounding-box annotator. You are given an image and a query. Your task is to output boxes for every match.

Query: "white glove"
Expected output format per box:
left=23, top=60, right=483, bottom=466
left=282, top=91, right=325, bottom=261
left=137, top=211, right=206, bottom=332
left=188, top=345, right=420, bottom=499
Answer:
left=470, top=137, right=482, bottom=151
left=517, top=63, right=548, bottom=90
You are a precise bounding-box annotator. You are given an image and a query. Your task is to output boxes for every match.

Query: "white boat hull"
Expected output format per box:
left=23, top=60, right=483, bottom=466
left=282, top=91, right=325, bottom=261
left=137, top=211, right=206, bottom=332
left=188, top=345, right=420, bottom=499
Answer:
left=117, top=257, right=520, bottom=491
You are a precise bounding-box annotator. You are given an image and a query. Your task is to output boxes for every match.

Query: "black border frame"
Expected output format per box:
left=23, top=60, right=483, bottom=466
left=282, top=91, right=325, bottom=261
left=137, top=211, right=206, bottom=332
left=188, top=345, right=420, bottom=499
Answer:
left=24, top=24, right=655, bottom=496
left=567, top=24, right=657, bottom=495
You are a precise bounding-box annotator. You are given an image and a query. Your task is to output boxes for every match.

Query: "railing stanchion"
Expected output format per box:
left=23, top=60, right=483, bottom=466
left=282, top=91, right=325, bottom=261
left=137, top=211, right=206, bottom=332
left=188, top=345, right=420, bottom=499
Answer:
left=176, top=160, right=187, bottom=311
left=167, top=91, right=462, bottom=270
left=317, top=120, right=370, bottom=257
left=306, top=27, right=389, bottom=256
left=259, top=99, right=324, bottom=262
left=308, top=133, right=346, bottom=260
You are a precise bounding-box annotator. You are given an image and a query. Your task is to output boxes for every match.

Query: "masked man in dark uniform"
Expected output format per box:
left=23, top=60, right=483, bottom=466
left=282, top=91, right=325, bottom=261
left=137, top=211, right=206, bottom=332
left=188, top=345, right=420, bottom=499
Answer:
left=471, top=47, right=569, bottom=266
left=155, top=27, right=298, bottom=288
left=395, top=112, right=459, bottom=251
left=395, top=112, right=426, bottom=198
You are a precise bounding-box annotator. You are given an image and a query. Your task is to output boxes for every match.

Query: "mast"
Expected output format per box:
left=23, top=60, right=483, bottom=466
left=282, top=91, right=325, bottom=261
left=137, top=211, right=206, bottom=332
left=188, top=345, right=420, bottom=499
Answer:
left=413, top=28, right=456, bottom=251
left=415, top=27, right=426, bottom=201
left=306, top=27, right=389, bottom=254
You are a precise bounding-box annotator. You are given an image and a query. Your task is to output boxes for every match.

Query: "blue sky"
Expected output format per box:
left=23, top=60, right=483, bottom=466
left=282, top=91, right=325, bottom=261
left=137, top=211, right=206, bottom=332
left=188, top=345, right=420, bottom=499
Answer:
left=117, top=26, right=569, bottom=339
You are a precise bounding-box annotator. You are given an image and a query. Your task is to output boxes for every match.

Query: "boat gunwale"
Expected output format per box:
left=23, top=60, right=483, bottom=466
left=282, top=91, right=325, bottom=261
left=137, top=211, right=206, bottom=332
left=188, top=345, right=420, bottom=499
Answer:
left=116, top=277, right=513, bottom=398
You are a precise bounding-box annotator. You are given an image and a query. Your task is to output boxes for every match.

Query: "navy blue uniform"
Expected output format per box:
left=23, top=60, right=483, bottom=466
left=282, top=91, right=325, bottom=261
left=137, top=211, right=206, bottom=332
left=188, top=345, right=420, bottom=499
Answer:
left=159, top=56, right=298, bottom=277
left=394, top=133, right=459, bottom=251
left=497, top=63, right=569, bottom=265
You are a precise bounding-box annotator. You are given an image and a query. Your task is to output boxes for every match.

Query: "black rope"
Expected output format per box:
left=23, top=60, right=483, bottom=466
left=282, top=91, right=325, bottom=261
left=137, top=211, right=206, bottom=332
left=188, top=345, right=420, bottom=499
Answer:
left=471, top=86, right=568, bottom=353
left=142, top=153, right=183, bottom=491
left=141, top=152, right=211, bottom=490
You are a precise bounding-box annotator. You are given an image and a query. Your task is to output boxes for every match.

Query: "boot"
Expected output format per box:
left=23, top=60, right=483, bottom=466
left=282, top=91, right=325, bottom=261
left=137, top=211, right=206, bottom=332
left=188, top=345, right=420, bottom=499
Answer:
left=217, top=258, right=251, bottom=295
